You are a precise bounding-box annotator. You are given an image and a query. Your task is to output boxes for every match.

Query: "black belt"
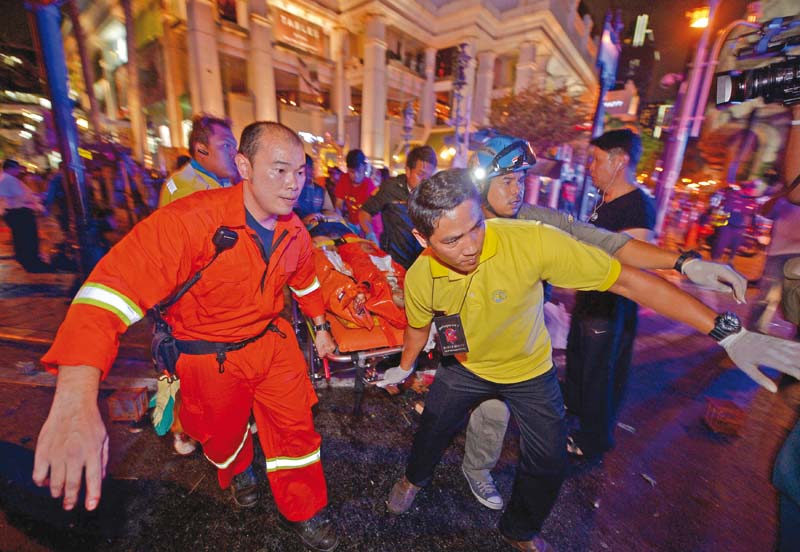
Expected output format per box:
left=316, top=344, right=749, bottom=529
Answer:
left=175, top=322, right=286, bottom=373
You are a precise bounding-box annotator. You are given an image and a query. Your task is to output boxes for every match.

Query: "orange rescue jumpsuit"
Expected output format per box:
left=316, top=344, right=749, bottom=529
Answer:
left=42, top=185, right=327, bottom=521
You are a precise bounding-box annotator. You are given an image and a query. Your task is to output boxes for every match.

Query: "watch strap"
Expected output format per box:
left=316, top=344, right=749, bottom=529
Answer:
left=314, top=321, right=331, bottom=333
left=709, top=311, right=742, bottom=341
left=674, top=250, right=702, bottom=274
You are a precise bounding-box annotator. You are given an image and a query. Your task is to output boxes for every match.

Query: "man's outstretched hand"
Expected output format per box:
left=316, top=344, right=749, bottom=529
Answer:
left=720, top=329, right=800, bottom=393
left=32, top=365, right=108, bottom=511
left=682, top=259, right=747, bottom=303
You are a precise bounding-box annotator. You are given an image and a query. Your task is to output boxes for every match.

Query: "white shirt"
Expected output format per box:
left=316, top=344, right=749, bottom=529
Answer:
left=0, top=171, right=40, bottom=212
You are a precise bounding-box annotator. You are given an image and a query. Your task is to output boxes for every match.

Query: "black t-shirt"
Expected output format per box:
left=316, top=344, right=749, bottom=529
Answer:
left=361, top=174, right=423, bottom=269
left=574, top=187, right=655, bottom=318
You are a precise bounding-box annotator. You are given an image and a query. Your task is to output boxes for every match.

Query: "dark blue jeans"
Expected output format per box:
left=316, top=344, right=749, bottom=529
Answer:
left=773, top=417, right=800, bottom=552
left=405, top=359, right=566, bottom=540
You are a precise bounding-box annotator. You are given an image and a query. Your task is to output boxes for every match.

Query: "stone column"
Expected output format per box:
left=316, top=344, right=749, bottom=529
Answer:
left=161, top=16, right=184, bottom=148
left=185, top=0, right=225, bottom=116
left=248, top=11, right=278, bottom=121
left=331, top=26, right=350, bottom=146
left=360, top=13, right=387, bottom=165
left=514, top=41, right=536, bottom=93
left=420, top=46, right=436, bottom=130
left=472, top=51, right=496, bottom=127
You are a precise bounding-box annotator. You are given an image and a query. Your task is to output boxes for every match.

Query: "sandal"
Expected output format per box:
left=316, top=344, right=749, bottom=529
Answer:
left=566, top=435, right=585, bottom=457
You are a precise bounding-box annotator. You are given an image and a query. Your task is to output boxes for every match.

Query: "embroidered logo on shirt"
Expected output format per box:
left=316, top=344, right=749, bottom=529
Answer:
left=491, top=290, right=508, bottom=303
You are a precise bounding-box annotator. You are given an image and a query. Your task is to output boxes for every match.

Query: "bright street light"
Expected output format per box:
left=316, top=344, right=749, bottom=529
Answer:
left=687, top=7, right=710, bottom=28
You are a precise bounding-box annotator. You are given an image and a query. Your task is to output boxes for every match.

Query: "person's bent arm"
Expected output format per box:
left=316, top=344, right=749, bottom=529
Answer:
left=785, top=104, right=800, bottom=201
left=358, top=209, right=376, bottom=238
left=321, top=189, right=336, bottom=213
left=33, top=365, right=108, bottom=511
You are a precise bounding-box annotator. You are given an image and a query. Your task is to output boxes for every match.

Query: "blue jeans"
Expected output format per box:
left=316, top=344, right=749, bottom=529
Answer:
left=773, top=417, right=800, bottom=552
left=405, top=359, right=566, bottom=540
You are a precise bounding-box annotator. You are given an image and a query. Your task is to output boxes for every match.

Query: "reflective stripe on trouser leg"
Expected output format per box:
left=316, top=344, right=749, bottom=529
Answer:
left=252, top=319, right=328, bottom=521
left=266, top=447, right=321, bottom=472
left=205, top=426, right=250, bottom=469
left=173, top=352, right=256, bottom=490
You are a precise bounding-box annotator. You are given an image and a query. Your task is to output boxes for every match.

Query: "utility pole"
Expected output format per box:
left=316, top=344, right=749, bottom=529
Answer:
left=576, top=10, right=622, bottom=220
left=654, top=0, right=720, bottom=236
left=26, top=0, right=106, bottom=278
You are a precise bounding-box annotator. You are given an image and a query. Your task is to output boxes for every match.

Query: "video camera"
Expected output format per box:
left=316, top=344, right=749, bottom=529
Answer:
left=716, top=16, right=800, bottom=107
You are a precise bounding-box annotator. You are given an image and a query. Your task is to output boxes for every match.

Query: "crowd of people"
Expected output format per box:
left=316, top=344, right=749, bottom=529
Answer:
left=5, top=109, right=798, bottom=552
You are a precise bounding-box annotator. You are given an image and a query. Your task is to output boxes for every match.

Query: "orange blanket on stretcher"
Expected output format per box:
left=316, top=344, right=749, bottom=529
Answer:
left=312, top=235, right=406, bottom=352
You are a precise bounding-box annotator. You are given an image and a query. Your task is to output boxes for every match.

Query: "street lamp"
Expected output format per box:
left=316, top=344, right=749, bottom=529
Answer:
left=654, top=0, right=719, bottom=236
left=450, top=43, right=471, bottom=168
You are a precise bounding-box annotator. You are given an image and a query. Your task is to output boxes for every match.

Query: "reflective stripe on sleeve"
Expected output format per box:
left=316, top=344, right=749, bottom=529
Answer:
left=265, top=447, right=321, bottom=473
left=72, top=283, right=144, bottom=326
left=290, top=277, right=320, bottom=297
left=204, top=426, right=250, bottom=469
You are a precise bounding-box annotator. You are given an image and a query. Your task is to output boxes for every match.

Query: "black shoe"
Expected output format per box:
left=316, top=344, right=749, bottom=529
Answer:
left=230, top=466, right=259, bottom=508
left=280, top=513, right=339, bottom=552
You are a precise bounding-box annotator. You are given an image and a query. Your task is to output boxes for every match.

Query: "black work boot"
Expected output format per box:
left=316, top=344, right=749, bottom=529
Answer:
left=280, top=512, right=339, bottom=551
left=230, top=466, right=259, bottom=508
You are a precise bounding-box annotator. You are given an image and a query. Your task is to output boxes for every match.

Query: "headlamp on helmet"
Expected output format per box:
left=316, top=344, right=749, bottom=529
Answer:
left=468, top=135, right=537, bottom=185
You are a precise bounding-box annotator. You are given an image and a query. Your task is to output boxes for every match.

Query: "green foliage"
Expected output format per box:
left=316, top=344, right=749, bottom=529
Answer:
left=488, top=84, right=590, bottom=155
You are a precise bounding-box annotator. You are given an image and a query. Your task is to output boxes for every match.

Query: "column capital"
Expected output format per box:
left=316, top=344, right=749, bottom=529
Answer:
left=364, top=12, right=386, bottom=40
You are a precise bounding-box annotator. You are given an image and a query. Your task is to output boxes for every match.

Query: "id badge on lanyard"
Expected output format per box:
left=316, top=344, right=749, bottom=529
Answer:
left=432, top=313, right=469, bottom=355
left=431, top=272, right=476, bottom=356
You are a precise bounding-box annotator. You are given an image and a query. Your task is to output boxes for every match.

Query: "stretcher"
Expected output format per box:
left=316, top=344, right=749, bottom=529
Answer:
left=295, top=231, right=407, bottom=415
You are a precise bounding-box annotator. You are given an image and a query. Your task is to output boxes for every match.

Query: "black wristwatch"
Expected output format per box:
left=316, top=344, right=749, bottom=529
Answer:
left=314, top=321, right=332, bottom=333
left=708, top=311, right=742, bottom=342
left=674, top=250, right=702, bottom=274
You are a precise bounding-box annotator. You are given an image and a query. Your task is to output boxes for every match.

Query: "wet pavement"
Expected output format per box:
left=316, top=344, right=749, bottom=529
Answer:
left=0, top=222, right=798, bottom=551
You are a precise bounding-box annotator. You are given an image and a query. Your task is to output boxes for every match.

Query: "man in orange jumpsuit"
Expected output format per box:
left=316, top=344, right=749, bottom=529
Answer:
left=32, top=122, right=339, bottom=552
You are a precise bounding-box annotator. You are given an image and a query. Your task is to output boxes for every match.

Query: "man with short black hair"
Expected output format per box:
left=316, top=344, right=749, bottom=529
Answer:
left=359, top=145, right=437, bottom=268
left=562, top=128, right=657, bottom=459
left=334, top=149, right=375, bottom=227
left=33, top=122, right=339, bottom=552
left=158, top=114, right=239, bottom=206
left=384, top=168, right=800, bottom=551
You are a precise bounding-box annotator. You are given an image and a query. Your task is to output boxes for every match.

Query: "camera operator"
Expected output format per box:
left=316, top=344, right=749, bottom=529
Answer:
left=773, top=102, right=800, bottom=552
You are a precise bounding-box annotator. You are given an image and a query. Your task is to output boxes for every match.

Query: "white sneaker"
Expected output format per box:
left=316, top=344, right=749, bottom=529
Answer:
left=462, top=466, right=503, bottom=510
left=173, top=432, right=197, bottom=456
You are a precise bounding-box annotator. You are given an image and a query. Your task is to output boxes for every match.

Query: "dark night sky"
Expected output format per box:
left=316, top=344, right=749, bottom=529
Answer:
left=581, top=0, right=752, bottom=101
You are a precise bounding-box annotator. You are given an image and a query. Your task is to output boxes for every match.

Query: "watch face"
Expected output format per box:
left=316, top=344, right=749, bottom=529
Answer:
left=711, top=311, right=742, bottom=341
left=719, top=312, right=742, bottom=332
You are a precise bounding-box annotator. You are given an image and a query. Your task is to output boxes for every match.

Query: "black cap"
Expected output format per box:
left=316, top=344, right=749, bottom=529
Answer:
left=590, top=129, right=642, bottom=164
left=346, top=149, right=366, bottom=169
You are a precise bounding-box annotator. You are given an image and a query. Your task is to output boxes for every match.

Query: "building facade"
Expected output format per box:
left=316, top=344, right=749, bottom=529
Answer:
left=67, top=0, right=600, bottom=170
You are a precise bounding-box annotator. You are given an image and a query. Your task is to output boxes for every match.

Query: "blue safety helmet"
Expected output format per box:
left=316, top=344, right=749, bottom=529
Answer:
left=467, top=134, right=537, bottom=194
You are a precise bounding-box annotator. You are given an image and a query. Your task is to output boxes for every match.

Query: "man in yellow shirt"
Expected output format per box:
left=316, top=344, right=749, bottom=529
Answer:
left=158, top=114, right=239, bottom=207
left=384, top=169, right=800, bottom=551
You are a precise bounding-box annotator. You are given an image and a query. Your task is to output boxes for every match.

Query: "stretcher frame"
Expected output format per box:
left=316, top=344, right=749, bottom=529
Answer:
left=291, top=300, right=403, bottom=416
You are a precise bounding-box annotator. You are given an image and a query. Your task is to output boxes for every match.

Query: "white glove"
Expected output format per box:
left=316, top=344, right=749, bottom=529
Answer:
left=719, top=328, right=800, bottom=393
left=376, top=366, right=414, bottom=388
left=682, top=259, right=747, bottom=303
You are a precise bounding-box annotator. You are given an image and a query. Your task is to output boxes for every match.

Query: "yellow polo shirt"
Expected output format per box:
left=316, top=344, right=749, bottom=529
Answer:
left=405, top=218, right=621, bottom=383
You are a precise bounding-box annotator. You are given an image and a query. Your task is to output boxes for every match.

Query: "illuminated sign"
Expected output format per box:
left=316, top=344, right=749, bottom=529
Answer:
left=273, top=8, right=325, bottom=57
